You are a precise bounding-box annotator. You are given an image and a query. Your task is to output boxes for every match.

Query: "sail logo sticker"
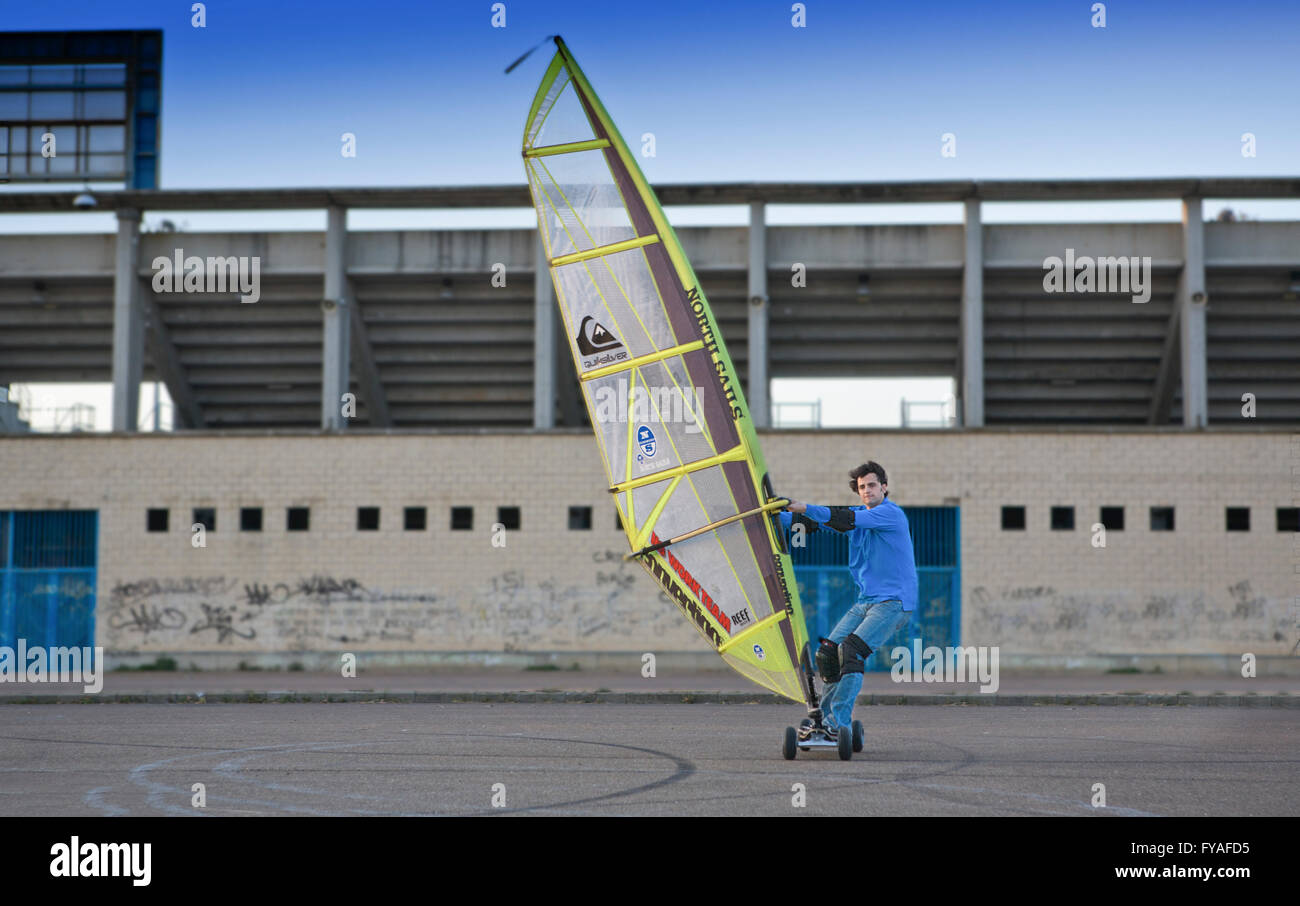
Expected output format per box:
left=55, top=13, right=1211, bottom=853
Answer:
left=577, top=316, right=622, bottom=354
left=577, top=316, right=629, bottom=370
left=649, top=532, right=731, bottom=633
left=636, top=425, right=657, bottom=462
left=752, top=644, right=766, bottom=661
left=686, top=287, right=743, bottom=420
left=730, top=608, right=752, bottom=628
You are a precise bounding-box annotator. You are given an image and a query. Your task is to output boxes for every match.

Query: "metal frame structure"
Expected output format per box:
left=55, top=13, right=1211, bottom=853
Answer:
left=0, top=30, right=161, bottom=189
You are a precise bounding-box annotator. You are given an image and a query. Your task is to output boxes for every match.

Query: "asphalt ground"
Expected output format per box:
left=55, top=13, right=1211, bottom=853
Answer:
left=3, top=669, right=1297, bottom=705
left=2, top=703, right=1295, bottom=816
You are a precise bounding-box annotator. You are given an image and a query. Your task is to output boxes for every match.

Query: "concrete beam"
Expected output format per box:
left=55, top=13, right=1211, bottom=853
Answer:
left=1179, top=198, right=1209, bottom=428
left=960, top=198, right=984, bottom=427
left=347, top=283, right=391, bottom=427
left=747, top=201, right=769, bottom=427
left=321, top=206, right=352, bottom=431
left=111, top=209, right=143, bottom=432
left=5, top=178, right=1299, bottom=213
left=5, top=223, right=1298, bottom=278
left=136, top=278, right=203, bottom=429
left=533, top=231, right=555, bottom=429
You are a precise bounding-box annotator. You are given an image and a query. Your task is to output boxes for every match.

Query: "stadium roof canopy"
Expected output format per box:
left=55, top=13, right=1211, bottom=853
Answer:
left=1, top=178, right=1298, bottom=431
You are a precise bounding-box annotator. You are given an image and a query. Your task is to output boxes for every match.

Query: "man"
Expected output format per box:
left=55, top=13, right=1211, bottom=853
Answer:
left=781, top=461, right=918, bottom=741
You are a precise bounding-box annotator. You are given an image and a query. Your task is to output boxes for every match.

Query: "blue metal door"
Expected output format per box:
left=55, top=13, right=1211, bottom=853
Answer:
left=787, top=506, right=959, bottom=671
left=0, top=511, right=98, bottom=660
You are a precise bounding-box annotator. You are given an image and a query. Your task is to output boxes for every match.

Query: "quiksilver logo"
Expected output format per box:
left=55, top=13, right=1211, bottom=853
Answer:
left=576, top=316, right=623, bottom=355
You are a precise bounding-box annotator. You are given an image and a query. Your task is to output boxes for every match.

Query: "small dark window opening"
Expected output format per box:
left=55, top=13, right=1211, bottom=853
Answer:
left=287, top=507, right=310, bottom=531
left=146, top=508, right=169, bottom=532
left=1225, top=507, right=1250, bottom=532
left=1050, top=506, right=1074, bottom=531
left=1100, top=507, right=1124, bottom=531
left=404, top=507, right=427, bottom=531
left=357, top=507, right=380, bottom=531
left=1278, top=508, right=1300, bottom=532
left=1149, top=507, right=1175, bottom=531
left=193, top=508, right=216, bottom=532
left=451, top=507, right=473, bottom=531
left=497, top=507, right=521, bottom=530
left=1001, top=506, right=1026, bottom=530
left=568, top=506, right=592, bottom=530
left=240, top=507, right=263, bottom=532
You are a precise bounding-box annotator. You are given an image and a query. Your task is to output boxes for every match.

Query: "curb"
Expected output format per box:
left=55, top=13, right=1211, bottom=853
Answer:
left=0, top=691, right=1295, bottom=706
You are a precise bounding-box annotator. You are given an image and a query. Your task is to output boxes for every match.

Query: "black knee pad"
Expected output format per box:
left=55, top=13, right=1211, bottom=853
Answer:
left=839, top=634, right=872, bottom=675
left=815, top=638, right=841, bottom=683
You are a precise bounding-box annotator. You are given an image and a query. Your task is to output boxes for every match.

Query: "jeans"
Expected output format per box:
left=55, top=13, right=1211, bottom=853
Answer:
left=819, top=598, right=908, bottom=730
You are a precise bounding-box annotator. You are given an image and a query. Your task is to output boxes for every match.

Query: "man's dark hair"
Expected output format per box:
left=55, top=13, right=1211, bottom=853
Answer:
left=848, top=461, right=888, bottom=497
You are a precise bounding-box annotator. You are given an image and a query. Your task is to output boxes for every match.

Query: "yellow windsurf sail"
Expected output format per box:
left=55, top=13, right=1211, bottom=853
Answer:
left=521, top=37, right=812, bottom=704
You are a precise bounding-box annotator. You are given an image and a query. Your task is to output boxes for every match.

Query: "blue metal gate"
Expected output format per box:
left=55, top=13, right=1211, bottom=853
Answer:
left=0, top=511, right=98, bottom=660
left=787, top=506, right=959, bottom=671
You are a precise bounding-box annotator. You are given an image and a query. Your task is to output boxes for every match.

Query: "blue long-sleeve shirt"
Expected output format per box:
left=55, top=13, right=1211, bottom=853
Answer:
left=780, top=499, right=919, bottom=612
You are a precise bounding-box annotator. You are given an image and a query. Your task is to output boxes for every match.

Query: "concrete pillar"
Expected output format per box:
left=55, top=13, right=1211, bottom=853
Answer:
left=111, top=208, right=143, bottom=432
left=747, top=201, right=770, bottom=427
left=321, top=205, right=351, bottom=431
left=1179, top=197, right=1208, bottom=428
left=533, top=231, right=555, bottom=428
left=960, top=197, right=984, bottom=427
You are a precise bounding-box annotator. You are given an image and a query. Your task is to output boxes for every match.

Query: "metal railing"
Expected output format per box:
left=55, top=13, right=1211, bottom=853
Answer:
left=772, top=401, right=822, bottom=428
left=901, top=397, right=957, bottom=429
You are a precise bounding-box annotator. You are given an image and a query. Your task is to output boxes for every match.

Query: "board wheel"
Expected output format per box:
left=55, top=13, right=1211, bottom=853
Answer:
left=783, top=726, right=798, bottom=760
left=837, top=725, right=852, bottom=761
left=852, top=719, right=864, bottom=753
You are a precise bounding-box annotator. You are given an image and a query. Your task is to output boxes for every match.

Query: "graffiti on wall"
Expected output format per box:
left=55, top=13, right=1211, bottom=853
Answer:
left=966, top=580, right=1290, bottom=653
left=102, top=554, right=689, bottom=651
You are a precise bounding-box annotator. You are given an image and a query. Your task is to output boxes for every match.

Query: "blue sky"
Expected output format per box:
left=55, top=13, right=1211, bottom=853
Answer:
left=2, top=0, right=1297, bottom=231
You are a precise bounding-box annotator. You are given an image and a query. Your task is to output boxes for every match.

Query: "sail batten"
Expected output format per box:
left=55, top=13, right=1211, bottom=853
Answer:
left=550, top=234, right=660, bottom=267
left=524, top=138, right=611, bottom=157
left=522, top=37, right=811, bottom=705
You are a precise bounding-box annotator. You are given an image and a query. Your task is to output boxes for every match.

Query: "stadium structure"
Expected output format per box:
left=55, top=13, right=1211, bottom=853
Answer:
left=1, top=31, right=1296, bottom=674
